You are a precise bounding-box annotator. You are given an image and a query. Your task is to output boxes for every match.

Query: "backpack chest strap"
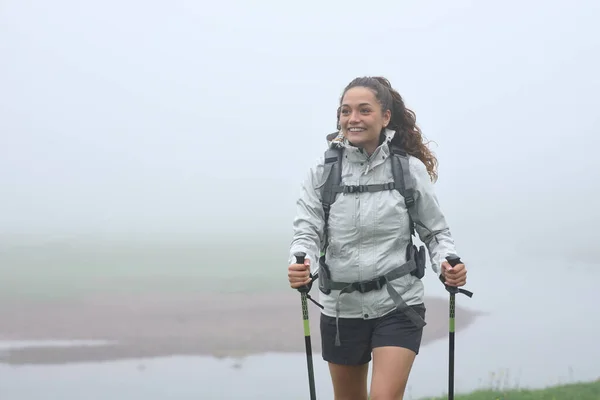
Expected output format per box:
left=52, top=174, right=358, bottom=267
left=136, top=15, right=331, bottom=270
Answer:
left=332, top=182, right=396, bottom=194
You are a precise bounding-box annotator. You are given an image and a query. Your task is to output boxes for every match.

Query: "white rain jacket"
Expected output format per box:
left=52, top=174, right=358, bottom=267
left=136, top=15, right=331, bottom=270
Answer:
left=289, top=129, right=457, bottom=320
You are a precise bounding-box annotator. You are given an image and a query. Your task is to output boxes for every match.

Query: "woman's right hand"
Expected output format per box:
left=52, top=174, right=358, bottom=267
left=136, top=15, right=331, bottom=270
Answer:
left=288, top=258, right=312, bottom=289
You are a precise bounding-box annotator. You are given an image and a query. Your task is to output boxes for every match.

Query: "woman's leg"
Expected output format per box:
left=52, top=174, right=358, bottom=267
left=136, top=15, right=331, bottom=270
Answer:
left=320, top=313, right=374, bottom=400
left=328, top=362, right=370, bottom=400
left=369, top=347, right=416, bottom=400
left=369, top=304, right=426, bottom=400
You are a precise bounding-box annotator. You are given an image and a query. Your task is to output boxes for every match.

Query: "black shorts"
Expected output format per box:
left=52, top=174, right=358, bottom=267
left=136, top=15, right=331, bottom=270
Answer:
left=320, top=303, right=426, bottom=366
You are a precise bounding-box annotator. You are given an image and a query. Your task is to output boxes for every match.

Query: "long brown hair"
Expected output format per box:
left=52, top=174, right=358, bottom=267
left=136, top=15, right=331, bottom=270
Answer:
left=336, top=76, right=438, bottom=182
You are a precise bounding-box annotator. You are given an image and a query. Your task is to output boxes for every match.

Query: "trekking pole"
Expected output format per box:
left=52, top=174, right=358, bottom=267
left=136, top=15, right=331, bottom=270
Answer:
left=443, top=255, right=473, bottom=400
left=294, top=252, right=317, bottom=400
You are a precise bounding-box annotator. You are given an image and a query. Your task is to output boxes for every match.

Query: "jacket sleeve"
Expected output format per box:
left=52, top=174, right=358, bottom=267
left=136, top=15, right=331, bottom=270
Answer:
left=409, top=157, right=458, bottom=276
left=289, top=156, right=327, bottom=275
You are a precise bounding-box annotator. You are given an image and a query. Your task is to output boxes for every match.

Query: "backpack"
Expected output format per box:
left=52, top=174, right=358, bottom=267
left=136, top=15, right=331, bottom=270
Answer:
left=318, top=141, right=433, bottom=271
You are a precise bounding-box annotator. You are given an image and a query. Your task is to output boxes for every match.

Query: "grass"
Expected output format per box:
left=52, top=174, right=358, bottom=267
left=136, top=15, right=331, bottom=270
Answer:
left=419, top=380, right=600, bottom=400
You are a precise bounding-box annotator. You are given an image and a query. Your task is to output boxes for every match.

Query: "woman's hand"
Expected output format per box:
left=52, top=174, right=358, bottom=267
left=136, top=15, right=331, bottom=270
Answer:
left=441, top=261, right=467, bottom=287
left=288, top=258, right=312, bottom=289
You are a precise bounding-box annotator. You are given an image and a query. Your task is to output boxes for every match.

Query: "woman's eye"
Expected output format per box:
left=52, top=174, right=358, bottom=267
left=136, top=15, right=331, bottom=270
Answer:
left=340, top=108, right=371, bottom=116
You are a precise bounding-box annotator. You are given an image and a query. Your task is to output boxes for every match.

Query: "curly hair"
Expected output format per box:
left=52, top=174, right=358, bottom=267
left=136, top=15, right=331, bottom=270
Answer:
left=335, top=76, right=439, bottom=182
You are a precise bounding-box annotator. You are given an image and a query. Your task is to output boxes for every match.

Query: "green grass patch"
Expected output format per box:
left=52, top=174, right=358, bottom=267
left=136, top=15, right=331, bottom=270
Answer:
left=420, top=379, right=600, bottom=400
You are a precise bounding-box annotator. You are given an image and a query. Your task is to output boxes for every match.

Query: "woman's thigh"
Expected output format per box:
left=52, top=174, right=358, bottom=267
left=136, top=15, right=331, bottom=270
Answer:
left=369, top=304, right=426, bottom=399
left=328, top=362, right=370, bottom=400
left=320, top=313, right=373, bottom=399
left=370, top=346, right=417, bottom=400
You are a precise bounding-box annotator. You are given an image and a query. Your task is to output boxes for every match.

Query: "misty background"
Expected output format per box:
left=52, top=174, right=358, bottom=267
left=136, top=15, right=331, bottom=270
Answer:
left=1, top=1, right=599, bottom=399
left=2, top=0, right=599, bottom=298
left=2, top=0, right=598, bottom=240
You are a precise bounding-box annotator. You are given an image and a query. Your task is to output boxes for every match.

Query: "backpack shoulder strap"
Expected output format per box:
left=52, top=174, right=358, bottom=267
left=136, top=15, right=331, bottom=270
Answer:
left=389, top=144, right=413, bottom=205
left=319, top=146, right=343, bottom=256
left=321, top=146, right=343, bottom=207
left=389, top=144, right=421, bottom=237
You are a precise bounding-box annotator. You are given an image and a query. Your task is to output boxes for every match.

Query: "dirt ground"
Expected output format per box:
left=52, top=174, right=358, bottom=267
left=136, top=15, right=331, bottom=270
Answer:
left=0, top=291, right=483, bottom=365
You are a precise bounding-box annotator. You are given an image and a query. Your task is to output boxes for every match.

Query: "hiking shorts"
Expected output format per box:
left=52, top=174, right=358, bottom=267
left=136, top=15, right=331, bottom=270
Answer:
left=320, top=303, right=426, bottom=366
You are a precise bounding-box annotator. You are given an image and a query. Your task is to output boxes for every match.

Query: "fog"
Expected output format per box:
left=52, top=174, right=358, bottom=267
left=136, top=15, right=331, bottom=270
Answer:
left=1, top=3, right=599, bottom=399
left=1, top=0, right=599, bottom=255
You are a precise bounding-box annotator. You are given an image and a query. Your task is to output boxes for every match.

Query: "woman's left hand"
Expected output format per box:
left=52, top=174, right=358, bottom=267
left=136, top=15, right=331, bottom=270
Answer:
left=441, top=261, right=467, bottom=287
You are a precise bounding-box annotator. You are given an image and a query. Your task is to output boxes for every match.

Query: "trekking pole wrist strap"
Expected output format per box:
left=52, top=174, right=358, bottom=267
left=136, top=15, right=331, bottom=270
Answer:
left=439, top=272, right=474, bottom=297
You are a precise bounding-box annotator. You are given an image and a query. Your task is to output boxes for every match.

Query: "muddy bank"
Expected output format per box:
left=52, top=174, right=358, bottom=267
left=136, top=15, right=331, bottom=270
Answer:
left=0, top=291, right=484, bottom=365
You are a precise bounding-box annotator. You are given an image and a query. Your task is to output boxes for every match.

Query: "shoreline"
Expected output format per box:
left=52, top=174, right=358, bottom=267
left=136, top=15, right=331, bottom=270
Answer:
left=0, top=291, right=484, bottom=365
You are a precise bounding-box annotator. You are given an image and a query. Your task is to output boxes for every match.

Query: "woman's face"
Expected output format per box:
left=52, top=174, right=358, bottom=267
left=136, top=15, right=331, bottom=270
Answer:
left=339, top=86, right=391, bottom=155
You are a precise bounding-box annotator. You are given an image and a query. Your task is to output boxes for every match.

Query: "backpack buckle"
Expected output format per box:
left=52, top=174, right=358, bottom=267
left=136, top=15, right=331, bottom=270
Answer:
left=344, top=185, right=363, bottom=194
left=355, top=276, right=386, bottom=293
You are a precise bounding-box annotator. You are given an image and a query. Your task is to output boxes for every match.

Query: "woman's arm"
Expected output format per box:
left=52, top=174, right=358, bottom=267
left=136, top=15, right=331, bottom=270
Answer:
left=409, top=157, right=458, bottom=277
left=289, top=157, right=327, bottom=275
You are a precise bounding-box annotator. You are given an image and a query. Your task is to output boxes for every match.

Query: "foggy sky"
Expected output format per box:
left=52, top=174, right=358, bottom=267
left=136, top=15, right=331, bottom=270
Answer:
left=1, top=0, right=598, bottom=252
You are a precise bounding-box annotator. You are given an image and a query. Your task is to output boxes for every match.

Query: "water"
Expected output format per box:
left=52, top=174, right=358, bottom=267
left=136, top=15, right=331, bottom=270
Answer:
left=0, top=324, right=597, bottom=400
left=0, top=238, right=599, bottom=399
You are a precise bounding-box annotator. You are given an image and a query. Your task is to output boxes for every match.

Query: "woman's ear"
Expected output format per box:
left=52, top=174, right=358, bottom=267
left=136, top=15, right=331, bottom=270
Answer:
left=383, top=109, right=391, bottom=127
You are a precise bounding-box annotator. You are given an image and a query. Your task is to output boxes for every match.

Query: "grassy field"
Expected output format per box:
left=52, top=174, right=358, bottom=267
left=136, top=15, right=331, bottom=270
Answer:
left=421, top=380, right=600, bottom=399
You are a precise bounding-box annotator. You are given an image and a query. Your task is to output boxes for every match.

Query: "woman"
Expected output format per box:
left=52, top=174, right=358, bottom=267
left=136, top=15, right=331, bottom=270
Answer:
left=288, top=76, right=468, bottom=400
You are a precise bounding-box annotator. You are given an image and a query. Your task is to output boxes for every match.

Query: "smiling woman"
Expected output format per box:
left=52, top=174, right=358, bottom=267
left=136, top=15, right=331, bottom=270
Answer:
left=331, top=77, right=438, bottom=181
left=287, top=76, right=469, bottom=399
left=338, top=86, right=392, bottom=156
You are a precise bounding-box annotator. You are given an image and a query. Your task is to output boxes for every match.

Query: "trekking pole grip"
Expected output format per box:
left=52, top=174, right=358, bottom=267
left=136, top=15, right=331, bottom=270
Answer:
left=295, top=252, right=306, bottom=264
left=294, top=252, right=311, bottom=294
left=443, top=255, right=474, bottom=298
left=442, top=255, right=461, bottom=294
left=445, top=255, right=461, bottom=267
